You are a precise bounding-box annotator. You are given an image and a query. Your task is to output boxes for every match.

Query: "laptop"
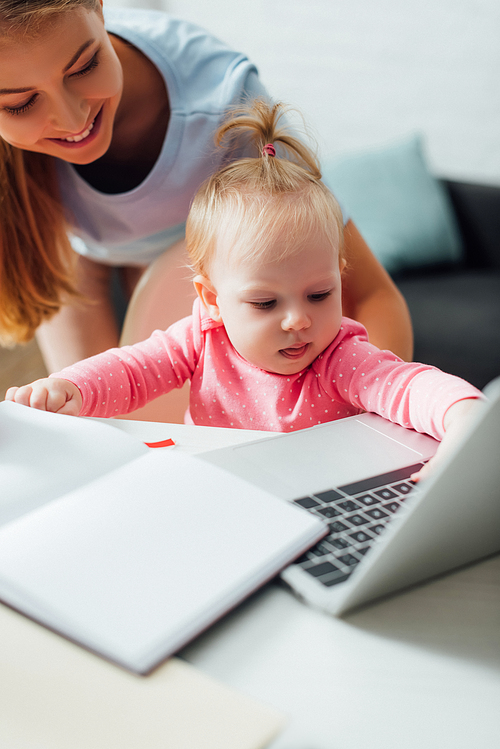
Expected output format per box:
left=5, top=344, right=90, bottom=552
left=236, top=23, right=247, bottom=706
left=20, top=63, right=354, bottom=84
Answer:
left=198, top=376, right=500, bottom=615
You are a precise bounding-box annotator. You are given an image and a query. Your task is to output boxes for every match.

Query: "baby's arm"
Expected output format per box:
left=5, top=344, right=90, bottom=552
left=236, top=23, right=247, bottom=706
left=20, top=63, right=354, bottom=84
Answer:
left=411, top=397, right=482, bottom=482
left=317, top=323, right=484, bottom=482
left=5, top=378, right=83, bottom=416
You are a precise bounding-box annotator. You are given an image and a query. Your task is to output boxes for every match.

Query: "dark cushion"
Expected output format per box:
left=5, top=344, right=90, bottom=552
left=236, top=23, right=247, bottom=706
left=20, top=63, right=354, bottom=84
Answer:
left=397, top=270, right=500, bottom=390
left=443, top=181, right=500, bottom=270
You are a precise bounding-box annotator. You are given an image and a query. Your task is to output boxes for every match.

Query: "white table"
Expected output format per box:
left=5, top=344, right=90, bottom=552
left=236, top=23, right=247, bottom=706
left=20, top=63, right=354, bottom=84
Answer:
left=107, top=419, right=500, bottom=749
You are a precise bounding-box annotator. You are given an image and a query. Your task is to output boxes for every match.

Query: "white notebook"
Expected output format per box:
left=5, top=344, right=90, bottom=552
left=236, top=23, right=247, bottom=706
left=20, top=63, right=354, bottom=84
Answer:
left=0, top=401, right=325, bottom=674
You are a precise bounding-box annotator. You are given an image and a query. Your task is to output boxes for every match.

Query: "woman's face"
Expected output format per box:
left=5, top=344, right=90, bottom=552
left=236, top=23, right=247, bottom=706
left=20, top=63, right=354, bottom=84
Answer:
left=0, top=6, right=123, bottom=163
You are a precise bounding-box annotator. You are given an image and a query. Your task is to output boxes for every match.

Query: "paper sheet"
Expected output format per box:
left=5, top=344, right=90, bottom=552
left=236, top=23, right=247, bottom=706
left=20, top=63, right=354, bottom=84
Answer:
left=0, top=401, right=148, bottom=526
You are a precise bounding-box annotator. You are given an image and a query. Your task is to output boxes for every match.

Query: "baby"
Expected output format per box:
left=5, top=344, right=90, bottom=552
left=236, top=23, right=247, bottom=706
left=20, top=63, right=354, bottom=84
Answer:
left=6, top=100, right=482, bottom=480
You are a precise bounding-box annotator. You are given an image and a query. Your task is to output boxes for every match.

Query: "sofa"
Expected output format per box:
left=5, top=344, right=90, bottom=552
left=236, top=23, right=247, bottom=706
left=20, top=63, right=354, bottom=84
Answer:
left=394, top=179, right=500, bottom=390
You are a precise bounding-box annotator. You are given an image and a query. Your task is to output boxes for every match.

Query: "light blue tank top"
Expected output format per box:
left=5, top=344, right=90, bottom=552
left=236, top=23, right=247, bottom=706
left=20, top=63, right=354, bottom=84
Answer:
left=57, top=8, right=267, bottom=266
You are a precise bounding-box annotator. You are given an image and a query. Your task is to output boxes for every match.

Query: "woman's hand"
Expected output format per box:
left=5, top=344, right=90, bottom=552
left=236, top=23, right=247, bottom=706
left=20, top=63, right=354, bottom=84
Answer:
left=411, top=398, right=483, bottom=482
left=5, top=378, right=83, bottom=416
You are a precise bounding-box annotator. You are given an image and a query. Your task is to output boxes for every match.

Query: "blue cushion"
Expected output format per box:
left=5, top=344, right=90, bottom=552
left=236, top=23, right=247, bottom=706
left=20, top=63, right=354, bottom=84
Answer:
left=322, top=136, right=464, bottom=274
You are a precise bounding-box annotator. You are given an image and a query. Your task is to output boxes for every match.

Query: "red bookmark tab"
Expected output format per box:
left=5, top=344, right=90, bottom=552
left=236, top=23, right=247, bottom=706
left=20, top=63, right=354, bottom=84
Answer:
left=144, top=438, right=175, bottom=448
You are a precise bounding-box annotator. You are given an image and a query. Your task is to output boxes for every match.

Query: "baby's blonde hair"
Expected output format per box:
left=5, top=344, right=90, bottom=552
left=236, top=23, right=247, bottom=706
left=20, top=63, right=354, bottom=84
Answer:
left=186, top=99, right=344, bottom=276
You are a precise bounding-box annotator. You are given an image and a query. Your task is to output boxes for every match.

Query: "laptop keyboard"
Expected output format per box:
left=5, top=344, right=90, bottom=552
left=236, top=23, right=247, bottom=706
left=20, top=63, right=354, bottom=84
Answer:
left=291, top=463, right=423, bottom=587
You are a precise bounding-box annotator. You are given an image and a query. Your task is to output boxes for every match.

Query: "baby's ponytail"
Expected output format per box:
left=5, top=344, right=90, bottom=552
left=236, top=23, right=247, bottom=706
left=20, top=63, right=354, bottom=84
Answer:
left=216, top=99, right=323, bottom=186
left=187, top=99, right=344, bottom=276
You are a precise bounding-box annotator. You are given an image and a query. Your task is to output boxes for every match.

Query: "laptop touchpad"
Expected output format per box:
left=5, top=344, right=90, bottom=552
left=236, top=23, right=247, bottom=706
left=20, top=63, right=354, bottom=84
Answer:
left=233, top=419, right=424, bottom=499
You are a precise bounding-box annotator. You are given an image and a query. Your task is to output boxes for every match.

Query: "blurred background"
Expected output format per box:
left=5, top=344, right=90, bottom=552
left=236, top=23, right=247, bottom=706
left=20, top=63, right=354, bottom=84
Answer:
left=109, top=0, right=500, bottom=185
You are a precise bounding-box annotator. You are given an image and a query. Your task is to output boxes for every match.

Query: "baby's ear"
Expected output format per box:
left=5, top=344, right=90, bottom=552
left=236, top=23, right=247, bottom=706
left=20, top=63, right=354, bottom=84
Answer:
left=193, top=275, right=222, bottom=321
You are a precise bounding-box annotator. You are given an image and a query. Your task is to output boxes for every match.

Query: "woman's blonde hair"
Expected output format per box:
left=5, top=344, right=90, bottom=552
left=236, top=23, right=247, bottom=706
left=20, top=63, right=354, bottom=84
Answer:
left=186, top=99, right=344, bottom=276
left=0, top=0, right=100, bottom=345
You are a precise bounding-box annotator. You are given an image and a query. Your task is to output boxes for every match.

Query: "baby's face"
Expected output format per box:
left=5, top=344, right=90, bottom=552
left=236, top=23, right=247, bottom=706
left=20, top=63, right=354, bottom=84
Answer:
left=208, top=226, right=345, bottom=375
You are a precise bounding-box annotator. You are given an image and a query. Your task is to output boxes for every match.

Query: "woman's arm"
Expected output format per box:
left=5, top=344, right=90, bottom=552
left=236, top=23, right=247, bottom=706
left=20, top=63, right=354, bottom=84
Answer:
left=341, top=220, right=414, bottom=361
left=35, top=255, right=125, bottom=373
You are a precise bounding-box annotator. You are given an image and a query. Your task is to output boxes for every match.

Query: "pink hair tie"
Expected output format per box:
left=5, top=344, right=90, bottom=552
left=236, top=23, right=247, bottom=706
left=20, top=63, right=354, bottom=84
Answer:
left=262, top=143, right=276, bottom=157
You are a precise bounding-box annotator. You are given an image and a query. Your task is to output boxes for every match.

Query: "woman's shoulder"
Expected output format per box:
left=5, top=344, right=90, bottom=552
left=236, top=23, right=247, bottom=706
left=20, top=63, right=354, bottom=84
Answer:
left=104, top=7, right=226, bottom=51
left=103, top=8, right=255, bottom=110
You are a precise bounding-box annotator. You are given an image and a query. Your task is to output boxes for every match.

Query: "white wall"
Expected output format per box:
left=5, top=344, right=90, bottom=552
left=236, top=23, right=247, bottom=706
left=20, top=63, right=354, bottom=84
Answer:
left=107, top=0, right=500, bottom=185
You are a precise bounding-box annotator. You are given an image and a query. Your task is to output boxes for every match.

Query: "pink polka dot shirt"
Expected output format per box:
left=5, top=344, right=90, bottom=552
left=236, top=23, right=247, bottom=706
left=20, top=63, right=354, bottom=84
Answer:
left=53, top=299, right=481, bottom=439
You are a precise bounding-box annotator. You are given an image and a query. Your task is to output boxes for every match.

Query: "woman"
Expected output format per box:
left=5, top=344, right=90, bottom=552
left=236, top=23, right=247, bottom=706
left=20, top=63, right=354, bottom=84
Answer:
left=0, top=0, right=412, bottom=418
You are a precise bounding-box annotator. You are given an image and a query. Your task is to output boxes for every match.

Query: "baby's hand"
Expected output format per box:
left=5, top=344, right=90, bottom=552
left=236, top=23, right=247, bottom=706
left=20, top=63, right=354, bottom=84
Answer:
left=411, top=398, right=483, bottom=483
left=5, top=378, right=83, bottom=416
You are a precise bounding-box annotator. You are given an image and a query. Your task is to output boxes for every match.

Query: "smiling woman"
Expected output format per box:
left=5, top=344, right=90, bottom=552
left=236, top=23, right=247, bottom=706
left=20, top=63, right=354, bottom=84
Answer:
left=0, top=0, right=236, bottom=356
left=0, top=7, right=122, bottom=162
left=0, top=0, right=116, bottom=347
